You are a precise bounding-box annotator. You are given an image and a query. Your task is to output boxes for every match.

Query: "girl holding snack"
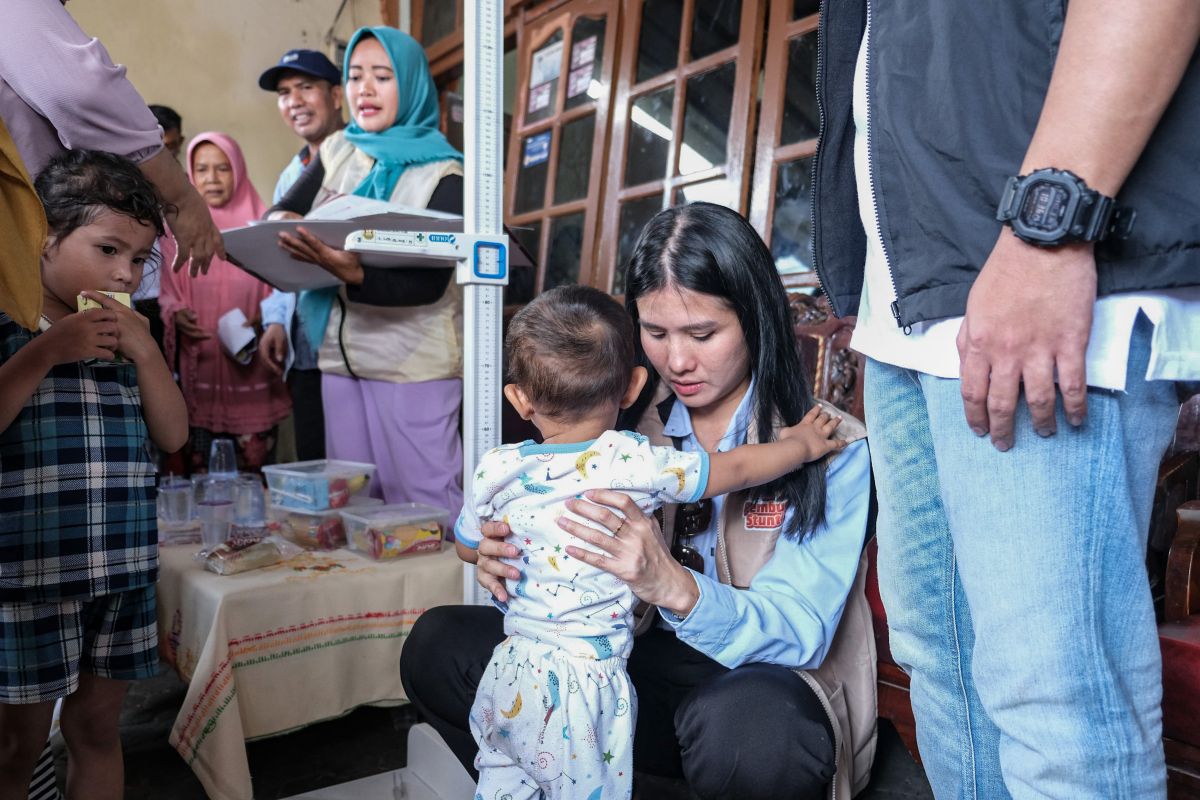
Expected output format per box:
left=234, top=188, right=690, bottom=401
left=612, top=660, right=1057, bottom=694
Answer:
left=0, top=150, right=187, bottom=799
left=159, top=132, right=291, bottom=473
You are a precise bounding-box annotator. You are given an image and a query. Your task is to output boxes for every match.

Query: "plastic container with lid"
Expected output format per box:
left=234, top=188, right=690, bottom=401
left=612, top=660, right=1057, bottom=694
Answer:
left=340, top=503, right=447, bottom=561
left=267, top=497, right=382, bottom=550
left=261, top=460, right=376, bottom=511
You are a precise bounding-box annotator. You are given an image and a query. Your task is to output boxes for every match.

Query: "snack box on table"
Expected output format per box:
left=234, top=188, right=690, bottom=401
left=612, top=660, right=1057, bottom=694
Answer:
left=339, top=503, right=448, bottom=560
left=262, top=460, right=375, bottom=511
left=267, top=496, right=382, bottom=550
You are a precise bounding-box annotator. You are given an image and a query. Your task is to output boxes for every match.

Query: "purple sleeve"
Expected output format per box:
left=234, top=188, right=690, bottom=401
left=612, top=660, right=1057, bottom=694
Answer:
left=0, top=0, right=163, bottom=176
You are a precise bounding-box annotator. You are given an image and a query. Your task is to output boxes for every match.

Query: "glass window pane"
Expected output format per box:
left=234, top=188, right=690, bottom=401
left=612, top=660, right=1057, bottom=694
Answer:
left=527, top=30, right=565, bottom=125
left=691, top=0, right=742, bottom=61
left=507, top=222, right=540, bottom=305
left=614, top=194, right=664, bottom=294
left=515, top=131, right=552, bottom=214
left=554, top=114, right=596, bottom=205
left=420, top=1, right=458, bottom=46
left=793, top=0, right=820, bottom=19
left=624, top=87, right=675, bottom=188
left=781, top=33, right=819, bottom=145
left=680, top=62, right=735, bottom=175
left=565, top=15, right=607, bottom=112
left=545, top=212, right=587, bottom=290
left=673, top=178, right=737, bottom=209
left=636, top=0, right=683, bottom=83
left=770, top=156, right=815, bottom=275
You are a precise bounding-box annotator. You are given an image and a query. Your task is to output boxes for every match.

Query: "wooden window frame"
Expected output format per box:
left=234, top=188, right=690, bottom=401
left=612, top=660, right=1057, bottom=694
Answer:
left=596, top=0, right=766, bottom=292
left=748, top=0, right=819, bottom=289
left=503, top=0, right=621, bottom=294
left=412, top=1, right=465, bottom=66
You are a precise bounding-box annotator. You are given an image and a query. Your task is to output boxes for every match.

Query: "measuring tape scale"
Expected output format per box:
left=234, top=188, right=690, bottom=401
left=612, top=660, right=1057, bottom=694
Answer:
left=340, top=0, right=507, bottom=605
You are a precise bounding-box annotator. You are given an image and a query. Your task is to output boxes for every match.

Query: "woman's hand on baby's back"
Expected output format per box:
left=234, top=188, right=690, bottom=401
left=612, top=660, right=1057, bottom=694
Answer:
left=779, top=405, right=847, bottom=462
left=474, top=519, right=520, bottom=602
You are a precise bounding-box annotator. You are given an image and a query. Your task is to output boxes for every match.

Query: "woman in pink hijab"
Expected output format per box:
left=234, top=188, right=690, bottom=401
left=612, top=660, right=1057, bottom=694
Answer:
left=159, top=132, right=291, bottom=472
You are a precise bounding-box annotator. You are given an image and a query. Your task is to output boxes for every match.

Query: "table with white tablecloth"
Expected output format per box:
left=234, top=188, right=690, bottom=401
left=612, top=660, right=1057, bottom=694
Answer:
left=155, top=543, right=463, bottom=800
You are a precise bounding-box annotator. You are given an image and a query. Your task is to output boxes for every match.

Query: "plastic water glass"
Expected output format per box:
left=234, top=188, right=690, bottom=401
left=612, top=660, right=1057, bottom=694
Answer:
left=233, top=474, right=266, bottom=526
left=157, top=477, right=194, bottom=525
left=198, top=476, right=234, bottom=549
left=208, top=438, right=238, bottom=478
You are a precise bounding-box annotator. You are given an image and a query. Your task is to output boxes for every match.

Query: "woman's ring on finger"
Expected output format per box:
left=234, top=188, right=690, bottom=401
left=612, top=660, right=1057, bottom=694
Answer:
left=614, top=518, right=626, bottom=536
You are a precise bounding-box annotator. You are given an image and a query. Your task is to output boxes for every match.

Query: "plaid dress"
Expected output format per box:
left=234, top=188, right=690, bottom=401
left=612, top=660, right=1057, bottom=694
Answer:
left=0, top=314, right=158, bottom=602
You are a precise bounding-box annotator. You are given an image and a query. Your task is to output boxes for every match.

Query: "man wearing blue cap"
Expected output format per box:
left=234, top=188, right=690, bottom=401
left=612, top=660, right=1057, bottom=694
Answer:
left=258, top=48, right=345, bottom=203
left=256, top=48, right=345, bottom=461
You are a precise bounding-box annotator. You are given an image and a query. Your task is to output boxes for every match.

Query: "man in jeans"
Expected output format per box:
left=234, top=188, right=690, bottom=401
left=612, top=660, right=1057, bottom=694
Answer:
left=814, top=1, right=1200, bottom=796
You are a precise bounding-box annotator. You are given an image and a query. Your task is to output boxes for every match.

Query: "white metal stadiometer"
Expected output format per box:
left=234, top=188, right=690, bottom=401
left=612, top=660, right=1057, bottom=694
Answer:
left=345, top=0, right=506, bottom=606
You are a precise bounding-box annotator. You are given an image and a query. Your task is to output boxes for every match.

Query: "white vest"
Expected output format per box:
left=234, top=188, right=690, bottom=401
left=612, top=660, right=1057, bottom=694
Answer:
left=314, top=131, right=464, bottom=384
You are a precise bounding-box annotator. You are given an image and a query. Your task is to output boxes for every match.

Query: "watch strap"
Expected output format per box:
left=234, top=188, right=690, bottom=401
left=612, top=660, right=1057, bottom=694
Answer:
left=996, top=168, right=1136, bottom=245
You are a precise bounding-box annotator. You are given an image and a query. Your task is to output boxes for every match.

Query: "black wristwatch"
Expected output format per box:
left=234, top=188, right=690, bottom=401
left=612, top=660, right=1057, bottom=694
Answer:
left=996, top=167, right=1136, bottom=246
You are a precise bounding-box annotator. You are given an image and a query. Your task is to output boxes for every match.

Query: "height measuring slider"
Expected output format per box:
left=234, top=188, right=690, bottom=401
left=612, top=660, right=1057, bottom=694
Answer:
left=343, top=229, right=510, bottom=286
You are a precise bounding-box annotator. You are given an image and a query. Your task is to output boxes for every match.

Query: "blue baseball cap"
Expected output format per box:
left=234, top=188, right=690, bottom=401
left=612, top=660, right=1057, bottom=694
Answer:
left=258, top=49, right=342, bottom=91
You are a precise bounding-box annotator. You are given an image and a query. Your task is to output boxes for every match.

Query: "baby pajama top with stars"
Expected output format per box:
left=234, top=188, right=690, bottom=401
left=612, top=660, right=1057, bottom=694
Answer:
left=456, top=430, right=708, bottom=800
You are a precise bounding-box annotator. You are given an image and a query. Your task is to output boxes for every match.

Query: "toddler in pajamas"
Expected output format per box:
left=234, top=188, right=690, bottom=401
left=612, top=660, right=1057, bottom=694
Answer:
left=456, top=285, right=844, bottom=800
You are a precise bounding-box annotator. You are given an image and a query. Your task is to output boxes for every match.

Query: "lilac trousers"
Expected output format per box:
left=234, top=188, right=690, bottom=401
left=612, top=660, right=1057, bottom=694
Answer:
left=321, top=373, right=464, bottom=524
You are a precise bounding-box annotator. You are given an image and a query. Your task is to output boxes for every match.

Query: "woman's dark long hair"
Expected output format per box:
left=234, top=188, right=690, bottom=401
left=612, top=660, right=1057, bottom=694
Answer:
left=620, top=202, right=826, bottom=540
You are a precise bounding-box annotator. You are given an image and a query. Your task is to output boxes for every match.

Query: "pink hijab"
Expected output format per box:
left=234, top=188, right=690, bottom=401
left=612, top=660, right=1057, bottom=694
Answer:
left=157, top=131, right=291, bottom=435
left=184, top=131, right=266, bottom=230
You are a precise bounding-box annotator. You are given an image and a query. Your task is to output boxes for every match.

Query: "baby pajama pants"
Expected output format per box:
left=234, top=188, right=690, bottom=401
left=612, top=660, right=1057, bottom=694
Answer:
left=470, top=636, right=634, bottom=800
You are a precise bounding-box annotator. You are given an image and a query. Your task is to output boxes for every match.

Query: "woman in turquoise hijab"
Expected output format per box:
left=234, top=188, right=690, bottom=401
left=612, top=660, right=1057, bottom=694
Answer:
left=270, top=27, right=467, bottom=521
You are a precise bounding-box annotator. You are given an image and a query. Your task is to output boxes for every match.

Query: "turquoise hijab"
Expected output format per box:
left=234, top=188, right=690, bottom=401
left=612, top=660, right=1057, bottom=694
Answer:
left=300, top=27, right=463, bottom=351
left=343, top=26, right=463, bottom=200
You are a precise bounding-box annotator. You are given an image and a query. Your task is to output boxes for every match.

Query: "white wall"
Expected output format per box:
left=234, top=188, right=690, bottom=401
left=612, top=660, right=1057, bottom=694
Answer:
left=69, top=0, right=387, bottom=198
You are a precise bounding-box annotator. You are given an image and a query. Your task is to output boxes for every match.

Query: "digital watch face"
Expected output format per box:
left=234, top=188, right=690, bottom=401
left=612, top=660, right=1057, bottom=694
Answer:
left=1020, top=179, right=1071, bottom=233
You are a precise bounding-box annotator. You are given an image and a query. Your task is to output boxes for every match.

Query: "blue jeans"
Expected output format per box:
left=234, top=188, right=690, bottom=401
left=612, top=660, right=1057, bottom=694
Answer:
left=865, top=315, right=1178, bottom=799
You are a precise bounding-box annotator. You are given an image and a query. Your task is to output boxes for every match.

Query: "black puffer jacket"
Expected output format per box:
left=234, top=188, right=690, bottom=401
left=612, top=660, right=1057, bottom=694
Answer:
left=812, top=0, right=1200, bottom=327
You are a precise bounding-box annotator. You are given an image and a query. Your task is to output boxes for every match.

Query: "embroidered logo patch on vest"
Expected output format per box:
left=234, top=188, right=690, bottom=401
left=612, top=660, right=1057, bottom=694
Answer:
left=743, top=499, right=786, bottom=530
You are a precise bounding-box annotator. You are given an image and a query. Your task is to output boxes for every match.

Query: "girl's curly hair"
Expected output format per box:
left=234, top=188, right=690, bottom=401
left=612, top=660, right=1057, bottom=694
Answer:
left=34, top=149, right=168, bottom=242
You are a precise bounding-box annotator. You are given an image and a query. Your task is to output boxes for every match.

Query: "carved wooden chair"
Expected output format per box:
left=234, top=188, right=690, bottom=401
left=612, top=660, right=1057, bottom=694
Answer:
left=789, top=292, right=1200, bottom=795
left=1162, top=499, right=1200, bottom=798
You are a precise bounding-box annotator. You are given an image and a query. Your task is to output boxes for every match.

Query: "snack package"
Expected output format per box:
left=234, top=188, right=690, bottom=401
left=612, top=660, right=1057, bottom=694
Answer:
left=340, top=502, right=448, bottom=561
left=77, top=292, right=132, bottom=363
left=360, top=522, right=443, bottom=560
left=77, top=291, right=131, bottom=311
left=268, top=509, right=346, bottom=550
left=201, top=535, right=301, bottom=575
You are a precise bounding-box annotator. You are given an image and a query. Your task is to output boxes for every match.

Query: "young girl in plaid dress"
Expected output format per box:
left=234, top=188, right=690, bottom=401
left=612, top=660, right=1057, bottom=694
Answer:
left=0, top=150, right=187, bottom=799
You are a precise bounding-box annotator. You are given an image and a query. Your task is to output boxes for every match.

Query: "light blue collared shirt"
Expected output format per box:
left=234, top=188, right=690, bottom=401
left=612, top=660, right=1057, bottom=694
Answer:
left=260, top=150, right=317, bottom=375
left=658, top=379, right=871, bottom=670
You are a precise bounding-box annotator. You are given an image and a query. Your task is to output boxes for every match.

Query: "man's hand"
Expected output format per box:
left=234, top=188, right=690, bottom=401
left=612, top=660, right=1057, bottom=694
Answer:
left=167, top=188, right=225, bottom=276
left=956, top=233, right=1095, bottom=451
left=173, top=308, right=212, bottom=340
left=137, top=148, right=224, bottom=276
left=259, top=323, right=289, bottom=375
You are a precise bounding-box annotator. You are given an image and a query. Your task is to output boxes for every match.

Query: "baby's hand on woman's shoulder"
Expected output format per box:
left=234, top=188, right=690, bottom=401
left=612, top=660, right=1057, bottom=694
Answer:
left=779, top=405, right=846, bottom=462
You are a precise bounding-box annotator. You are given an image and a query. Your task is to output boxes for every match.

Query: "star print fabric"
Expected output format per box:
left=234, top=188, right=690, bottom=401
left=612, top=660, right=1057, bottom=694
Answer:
left=471, top=637, right=634, bottom=800
left=455, top=430, right=708, bottom=659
